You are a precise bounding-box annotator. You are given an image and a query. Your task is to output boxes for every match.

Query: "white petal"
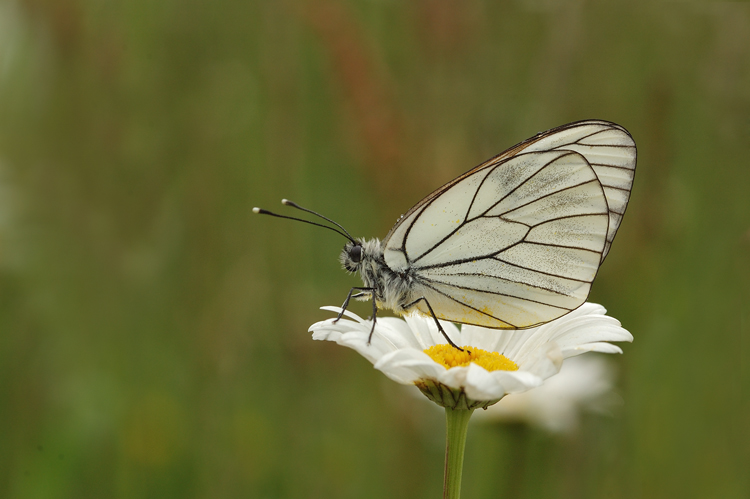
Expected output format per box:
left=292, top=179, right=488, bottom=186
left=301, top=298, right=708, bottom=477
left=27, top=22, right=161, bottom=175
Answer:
left=403, top=313, right=440, bottom=348
left=370, top=318, right=425, bottom=350
left=403, top=313, right=461, bottom=348
left=507, top=304, right=631, bottom=364
left=439, top=364, right=501, bottom=400
left=459, top=324, right=506, bottom=351
left=562, top=342, right=624, bottom=356
left=311, top=308, right=426, bottom=358
left=518, top=342, right=564, bottom=380
left=434, top=364, right=545, bottom=401
left=320, top=305, right=367, bottom=322
left=568, top=302, right=607, bottom=316
left=491, top=370, right=545, bottom=394
left=374, top=349, right=446, bottom=384
left=310, top=317, right=393, bottom=364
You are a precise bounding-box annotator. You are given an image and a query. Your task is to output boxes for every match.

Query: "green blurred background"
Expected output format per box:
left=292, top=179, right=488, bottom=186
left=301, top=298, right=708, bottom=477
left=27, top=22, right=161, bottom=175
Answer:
left=0, top=0, right=748, bottom=498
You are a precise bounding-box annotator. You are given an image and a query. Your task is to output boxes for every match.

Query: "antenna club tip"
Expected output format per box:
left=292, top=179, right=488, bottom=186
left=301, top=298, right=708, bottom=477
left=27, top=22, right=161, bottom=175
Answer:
left=252, top=207, right=261, bottom=214
left=281, top=199, right=291, bottom=205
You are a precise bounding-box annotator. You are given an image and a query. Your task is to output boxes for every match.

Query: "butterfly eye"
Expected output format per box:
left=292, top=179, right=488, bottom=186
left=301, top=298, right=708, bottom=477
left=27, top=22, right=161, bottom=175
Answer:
left=350, top=244, right=362, bottom=263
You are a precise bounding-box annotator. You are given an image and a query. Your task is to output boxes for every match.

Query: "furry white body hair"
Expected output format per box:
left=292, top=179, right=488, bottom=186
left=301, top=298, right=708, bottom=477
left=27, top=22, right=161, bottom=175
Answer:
left=339, top=238, right=422, bottom=315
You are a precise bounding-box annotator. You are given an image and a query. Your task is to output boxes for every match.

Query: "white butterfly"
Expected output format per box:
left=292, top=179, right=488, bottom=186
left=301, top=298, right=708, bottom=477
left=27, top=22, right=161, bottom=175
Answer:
left=255, top=120, right=636, bottom=348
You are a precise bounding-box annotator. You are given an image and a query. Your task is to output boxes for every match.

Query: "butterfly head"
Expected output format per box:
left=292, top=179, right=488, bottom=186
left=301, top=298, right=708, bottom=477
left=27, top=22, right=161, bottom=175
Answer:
left=340, top=240, right=364, bottom=273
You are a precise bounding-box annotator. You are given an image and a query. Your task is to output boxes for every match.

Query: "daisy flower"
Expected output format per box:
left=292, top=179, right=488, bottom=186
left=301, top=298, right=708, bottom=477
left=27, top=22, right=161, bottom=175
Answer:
left=310, top=302, right=631, bottom=499
left=309, top=302, right=632, bottom=409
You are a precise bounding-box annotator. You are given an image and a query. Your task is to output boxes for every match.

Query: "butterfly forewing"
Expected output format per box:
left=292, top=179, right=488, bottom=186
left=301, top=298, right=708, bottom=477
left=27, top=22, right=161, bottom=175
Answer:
left=465, top=151, right=573, bottom=219
left=382, top=120, right=635, bottom=329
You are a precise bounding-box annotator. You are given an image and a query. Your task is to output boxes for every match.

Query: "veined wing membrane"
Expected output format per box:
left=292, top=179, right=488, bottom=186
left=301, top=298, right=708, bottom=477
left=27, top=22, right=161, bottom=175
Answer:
left=465, top=151, right=587, bottom=220
left=419, top=264, right=589, bottom=309
left=415, top=280, right=575, bottom=329
left=496, top=179, right=608, bottom=226
left=497, top=243, right=602, bottom=282
left=405, top=150, right=609, bottom=328
left=411, top=217, right=528, bottom=267
left=421, top=257, right=592, bottom=299
left=384, top=165, right=495, bottom=271
left=409, top=151, right=606, bottom=269
left=520, top=121, right=636, bottom=261
left=379, top=120, right=634, bottom=329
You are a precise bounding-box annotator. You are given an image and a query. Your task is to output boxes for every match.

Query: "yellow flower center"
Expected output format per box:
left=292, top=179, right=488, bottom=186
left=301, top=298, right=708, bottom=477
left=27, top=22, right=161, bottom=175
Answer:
left=424, top=344, right=518, bottom=372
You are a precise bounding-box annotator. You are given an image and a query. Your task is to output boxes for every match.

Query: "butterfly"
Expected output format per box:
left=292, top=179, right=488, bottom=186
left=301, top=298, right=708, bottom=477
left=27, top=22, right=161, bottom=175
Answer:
left=255, top=120, right=636, bottom=349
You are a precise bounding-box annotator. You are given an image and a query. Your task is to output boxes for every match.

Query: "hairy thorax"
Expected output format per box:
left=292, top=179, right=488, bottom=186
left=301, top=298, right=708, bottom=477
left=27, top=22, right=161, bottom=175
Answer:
left=344, top=238, right=416, bottom=314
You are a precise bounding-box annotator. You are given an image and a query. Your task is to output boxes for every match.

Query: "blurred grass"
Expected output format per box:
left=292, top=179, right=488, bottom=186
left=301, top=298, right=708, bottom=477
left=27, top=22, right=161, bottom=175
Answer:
left=0, top=0, right=748, bottom=498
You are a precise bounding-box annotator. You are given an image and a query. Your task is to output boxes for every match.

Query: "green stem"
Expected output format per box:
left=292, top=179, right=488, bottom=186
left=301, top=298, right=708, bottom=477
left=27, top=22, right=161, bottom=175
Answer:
left=443, top=407, right=474, bottom=499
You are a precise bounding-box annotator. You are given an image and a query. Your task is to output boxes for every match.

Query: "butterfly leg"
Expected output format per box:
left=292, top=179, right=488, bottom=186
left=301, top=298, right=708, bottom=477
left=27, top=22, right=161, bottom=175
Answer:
left=334, top=286, right=375, bottom=323
left=403, top=297, right=465, bottom=352
left=367, top=296, right=378, bottom=345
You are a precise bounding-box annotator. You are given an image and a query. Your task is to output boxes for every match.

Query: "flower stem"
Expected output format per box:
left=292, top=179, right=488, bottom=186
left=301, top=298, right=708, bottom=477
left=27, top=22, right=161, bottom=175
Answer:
left=443, top=407, right=474, bottom=499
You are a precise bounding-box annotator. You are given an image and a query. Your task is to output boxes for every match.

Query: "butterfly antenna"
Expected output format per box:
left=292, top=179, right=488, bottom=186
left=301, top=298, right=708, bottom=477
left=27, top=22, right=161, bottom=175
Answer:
left=253, top=206, right=356, bottom=244
left=280, top=199, right=358, bottom=243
